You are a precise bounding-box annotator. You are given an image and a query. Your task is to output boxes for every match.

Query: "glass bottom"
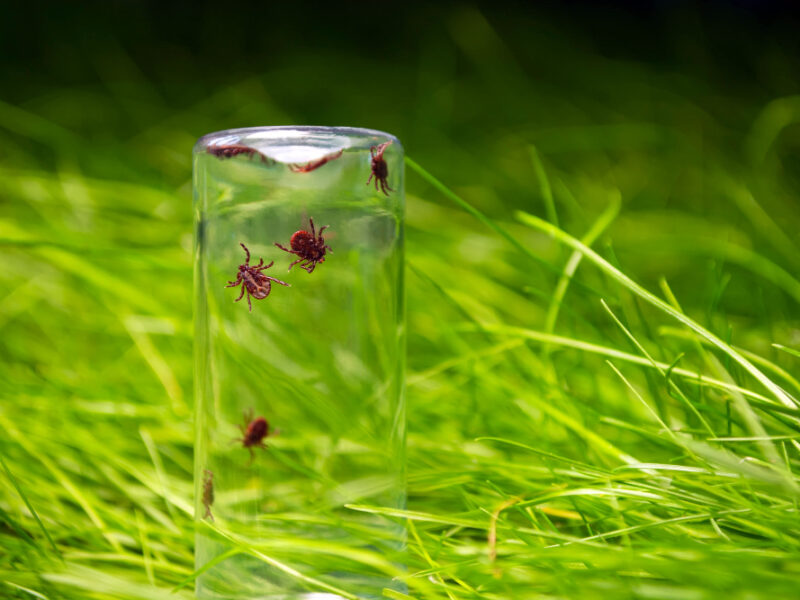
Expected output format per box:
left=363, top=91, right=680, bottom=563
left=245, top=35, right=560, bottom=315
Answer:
left=197, top=591, right=388, bottom=600
left=199, top=594, right=346, bottom=600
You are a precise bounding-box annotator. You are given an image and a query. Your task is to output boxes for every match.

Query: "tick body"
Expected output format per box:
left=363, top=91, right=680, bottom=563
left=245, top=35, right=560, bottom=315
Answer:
left=202, top=469, right=214, bottom=521
left=235, top=409, right=272, bottom=463
left=207, top=143, right=269, bottom=163
left=226, top=243, right=290, bottom=311
left=275, top=217, right=331, bottom=274
left=366, top=141, right=393, bottom=196
left=289, top=149, right=343, bottom=173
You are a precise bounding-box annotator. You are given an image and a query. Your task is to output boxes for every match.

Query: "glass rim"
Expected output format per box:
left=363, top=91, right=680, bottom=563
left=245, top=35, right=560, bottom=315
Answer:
left=194, top=125, right=401, bottom=155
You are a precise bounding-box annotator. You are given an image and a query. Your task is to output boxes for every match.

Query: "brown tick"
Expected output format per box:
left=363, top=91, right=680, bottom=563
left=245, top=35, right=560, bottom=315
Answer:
left=274, top=217, right=331, bottom=274
left=207, top=143, right=269, bottom=163
left=226, top=243, right=290, bottom=312
left=366, top=141, right=393, bottom=196
left=289, top=149, right=343, bottom=173
left=202, top=469, right=215, bottom=521
left=235, top=408, right=272, bottom=463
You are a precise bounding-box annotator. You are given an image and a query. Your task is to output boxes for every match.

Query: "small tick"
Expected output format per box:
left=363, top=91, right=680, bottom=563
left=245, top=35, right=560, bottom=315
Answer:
left=207, top=143, right=269, bottom=163
left=226, top=243, right=290, bottom=312
left=289, top=149, right=343, bottom=173
left=202, top=469, right=215, bottom=521
left=366, top=141, right=393, bottom=196
left=234, top=409, right=272, bottom=463
left=275, top=217, right=331, bottom=274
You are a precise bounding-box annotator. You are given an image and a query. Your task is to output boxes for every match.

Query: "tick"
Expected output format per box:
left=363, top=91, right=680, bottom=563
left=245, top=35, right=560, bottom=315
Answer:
left=366, top=141, right=393, bottom=196
left=226, top=243, right=290, bottom=312
left=289, top=149, right=343, bottom=173
left=274, top=217, right=331, bottom=274
left=235, top=409, right=272, bottom=463
left=207, top=143, right=269, bottom=163
left=202, top=469, right=215, bottom=521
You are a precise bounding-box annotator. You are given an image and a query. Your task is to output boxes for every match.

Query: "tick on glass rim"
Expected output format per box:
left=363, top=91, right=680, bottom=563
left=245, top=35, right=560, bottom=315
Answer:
left=202, top=469, right=215, bottom=521
left=288, top=149, right=343, bottom=173
left=275, top=217, right=331, bottom=274
left=226, top=243, right=290, bottom=312
left=366, top=141, right=393, bottom=196
left=234, top=409, right=273, bottom=463
left=207, top=143, right=269, bottom=163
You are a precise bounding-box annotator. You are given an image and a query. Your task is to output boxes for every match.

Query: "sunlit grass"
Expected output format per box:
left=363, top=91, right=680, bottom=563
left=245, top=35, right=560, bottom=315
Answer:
left=2, top=7, right=800, bottom=599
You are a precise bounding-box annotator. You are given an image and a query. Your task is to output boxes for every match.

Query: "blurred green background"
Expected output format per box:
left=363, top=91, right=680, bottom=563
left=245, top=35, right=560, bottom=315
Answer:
left=2, top=2, right=800, bottom=599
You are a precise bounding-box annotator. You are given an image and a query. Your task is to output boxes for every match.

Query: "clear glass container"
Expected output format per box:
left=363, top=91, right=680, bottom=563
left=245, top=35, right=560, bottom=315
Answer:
left=193, top=126, right=405, bottom=599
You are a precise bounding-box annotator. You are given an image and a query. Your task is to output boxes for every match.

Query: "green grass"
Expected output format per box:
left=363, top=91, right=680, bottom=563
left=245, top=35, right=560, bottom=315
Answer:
left=2, top=7, right=800, bottom=599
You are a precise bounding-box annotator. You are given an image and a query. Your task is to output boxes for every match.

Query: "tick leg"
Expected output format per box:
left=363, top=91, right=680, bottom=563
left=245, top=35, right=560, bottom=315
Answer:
left=309, top=217, right=316, bottom=238
left=246, top=289, right=253, bottom=312
left=240, top=243, right=251, bottom=264
left=226, top=274, right=243, bottom=287
left=366, top=172, right=374, bottom=186
left=235, top=284, right=246, bottom=302
left=255, top=260, right=275, bottom=272
left=266, top=276, right=290, bottom=287
left=255, top=257, right=264, bottom=269
left=318, top=225, right=328, bottom=236
left=288, top=257, right=305, bottom=271
left=275, top=242, right=296, bottom=254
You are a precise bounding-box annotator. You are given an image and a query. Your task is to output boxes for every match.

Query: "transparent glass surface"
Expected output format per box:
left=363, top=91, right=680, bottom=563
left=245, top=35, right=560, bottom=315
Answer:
left=193, top=127, right=405, bottom=599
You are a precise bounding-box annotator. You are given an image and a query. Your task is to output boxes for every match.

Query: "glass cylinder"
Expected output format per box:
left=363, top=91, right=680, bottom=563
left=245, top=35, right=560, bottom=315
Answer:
left=193, top=126, right=406, bottom=599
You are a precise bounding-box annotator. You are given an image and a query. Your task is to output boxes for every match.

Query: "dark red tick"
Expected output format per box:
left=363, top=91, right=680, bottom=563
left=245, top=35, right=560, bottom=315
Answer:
left=288, top=149, right=343, bottom=173
left=207, top=143, right=269, bottom=163
left=274, top=217, right=331, bottom=274
left=235, top=409, right=272, bottom=463
left=202, top=469, right=214, bottom=521
left=226, top=243, right=290, bottom=312
left=366, top=141, right=393, bottom=196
